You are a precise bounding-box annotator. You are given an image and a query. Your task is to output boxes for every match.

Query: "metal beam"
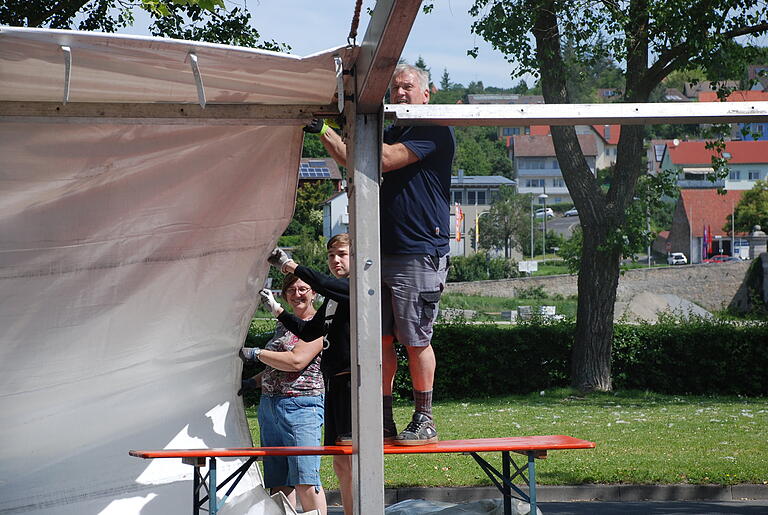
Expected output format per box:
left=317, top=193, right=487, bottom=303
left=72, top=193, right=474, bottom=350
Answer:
left=355, top=0, right=422, bottom=113
left=347, top=107, right=385, bottom=514
left=385, top=101, right=768, bottom=126
left=0, top=101, right=339, bottom=125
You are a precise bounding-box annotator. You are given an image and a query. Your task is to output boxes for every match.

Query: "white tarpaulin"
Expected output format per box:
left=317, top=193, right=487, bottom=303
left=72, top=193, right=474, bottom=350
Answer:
left=0, top=27, right=346, bottom=514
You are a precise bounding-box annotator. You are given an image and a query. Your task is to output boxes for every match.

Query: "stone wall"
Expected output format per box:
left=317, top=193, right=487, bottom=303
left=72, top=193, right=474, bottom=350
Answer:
left=445, top=261, right=752, bottom=311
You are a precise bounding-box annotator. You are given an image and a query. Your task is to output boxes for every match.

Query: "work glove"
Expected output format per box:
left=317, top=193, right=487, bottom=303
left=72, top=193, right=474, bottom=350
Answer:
left=238, top=377, right=260, bottom=396
left=239, top=347, right=262, bottom=362
left=303, top=118, right=339, bottom=135
left=267, top=247, right=295, bottom=273
left=303, top=118, right=328, bottom=134
left=259, top=288, right=283, bottom=316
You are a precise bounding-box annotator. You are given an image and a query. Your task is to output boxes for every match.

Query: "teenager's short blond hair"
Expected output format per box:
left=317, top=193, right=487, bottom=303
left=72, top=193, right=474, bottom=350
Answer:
left=327, top=233, right=350, bottom=250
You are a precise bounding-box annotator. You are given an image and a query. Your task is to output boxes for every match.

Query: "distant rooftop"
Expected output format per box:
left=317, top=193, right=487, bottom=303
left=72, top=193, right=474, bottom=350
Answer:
left=299, top=157, right=342, bottom=180
left=451, top=173, right=515, bottom=186
left=466, top=94, right=545, bottom=105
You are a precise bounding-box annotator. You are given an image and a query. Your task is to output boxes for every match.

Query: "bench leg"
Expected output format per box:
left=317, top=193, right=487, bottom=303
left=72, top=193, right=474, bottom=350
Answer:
left=502, top=451, right=512, bottom=515
left=527, top=452, right=536, bottom=514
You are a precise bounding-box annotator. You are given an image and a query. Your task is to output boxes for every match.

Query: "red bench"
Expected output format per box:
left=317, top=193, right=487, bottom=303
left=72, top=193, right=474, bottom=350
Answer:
left=130, top=434, right=595, bottom=515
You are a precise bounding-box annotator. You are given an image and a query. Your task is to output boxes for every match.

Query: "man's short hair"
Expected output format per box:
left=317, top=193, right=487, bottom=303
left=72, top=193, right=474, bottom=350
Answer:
left=391, top=63, right=429, bottom=92
left=327, top=233, right=350, bottom=250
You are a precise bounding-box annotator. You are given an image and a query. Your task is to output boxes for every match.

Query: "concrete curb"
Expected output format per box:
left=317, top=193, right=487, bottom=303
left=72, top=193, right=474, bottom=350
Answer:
left=326, top=484, right=768, bottom=505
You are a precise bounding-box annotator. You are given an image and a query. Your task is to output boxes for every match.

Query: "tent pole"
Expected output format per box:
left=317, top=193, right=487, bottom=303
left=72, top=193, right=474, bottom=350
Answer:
left=348, top=106, right=385, bottom=514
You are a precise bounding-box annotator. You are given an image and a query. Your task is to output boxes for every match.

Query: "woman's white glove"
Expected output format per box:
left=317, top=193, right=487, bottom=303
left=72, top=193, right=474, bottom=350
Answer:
left=259, top=288, right=283, bottom=316
left=267, top=247, right=295, bottom=273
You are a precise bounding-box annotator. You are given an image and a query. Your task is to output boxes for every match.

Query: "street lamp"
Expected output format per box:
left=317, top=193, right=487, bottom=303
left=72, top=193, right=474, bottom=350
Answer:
left=530, top=196, right=535, bottom=259
left=538, top=193, right=548, bottom=257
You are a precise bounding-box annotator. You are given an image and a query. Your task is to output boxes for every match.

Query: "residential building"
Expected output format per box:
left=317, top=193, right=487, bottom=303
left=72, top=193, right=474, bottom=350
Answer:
left=662, top=88, right=689, bottom=102
left=647, top=139, right=674, bottom=175
left=320, top=171, right=517, bottom=256
left=449, top=170, right=517, bottom=257
left=511, top=132, right=599, bottom=205
left=321, top=190, right=349, bottom=239
left=464, top=94, right=545, bottom=142
left=596, top=87, right=622, bottom=102
left=667, top=189, right=747, bottom=262
left=509, top=124, right=619, bottom=203
left=298, top=157, right=344, bottom=191
left=747, top=64, right=768, bottom=91
left=683, top=80, right=739, bottom=99
left=697, top=90, right=768, bottom=141
left=661, top=140, right=768, bottom=190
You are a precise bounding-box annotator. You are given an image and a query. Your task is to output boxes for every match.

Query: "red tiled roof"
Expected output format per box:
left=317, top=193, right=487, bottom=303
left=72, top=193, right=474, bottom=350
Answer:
left=526, top=124, right=620, bottom=144
left=680, top=189, right=745, bottom=237
left=667, top=140, right=768, bottom=165
left=698, top=90, right=768, bottom=102
left=512, top=134, right=598, bottom=157
left=590, top=125, right=621, bottom=145
left=658, top=230, right=670, bottom=240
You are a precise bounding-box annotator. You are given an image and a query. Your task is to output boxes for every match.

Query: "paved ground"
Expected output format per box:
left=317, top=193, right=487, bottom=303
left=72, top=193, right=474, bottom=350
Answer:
left=540, top=215, right=580, bottom=239
left=328, top=500, right=768, bottom=514
left=322, top=484, right=768, bottom=514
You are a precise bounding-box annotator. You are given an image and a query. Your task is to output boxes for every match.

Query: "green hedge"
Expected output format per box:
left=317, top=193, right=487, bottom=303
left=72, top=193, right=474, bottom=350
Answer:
left=246, top=317, right=768, bottom=400
left=399, top=318, right=768, bottom=399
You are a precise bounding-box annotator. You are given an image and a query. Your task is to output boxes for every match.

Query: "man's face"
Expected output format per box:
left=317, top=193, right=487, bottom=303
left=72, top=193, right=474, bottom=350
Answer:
left=390, top=71, right=429, bottom=105
left=327, top=244, right=350, bottom=278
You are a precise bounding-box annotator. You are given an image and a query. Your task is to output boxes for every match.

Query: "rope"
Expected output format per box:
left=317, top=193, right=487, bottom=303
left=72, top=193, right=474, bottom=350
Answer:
left=348, top=0, right=363, bottom=46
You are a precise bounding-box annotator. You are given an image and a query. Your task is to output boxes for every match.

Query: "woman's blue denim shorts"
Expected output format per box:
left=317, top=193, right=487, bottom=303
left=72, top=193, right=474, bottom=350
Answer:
left=257, top=394, right=324, bottom=488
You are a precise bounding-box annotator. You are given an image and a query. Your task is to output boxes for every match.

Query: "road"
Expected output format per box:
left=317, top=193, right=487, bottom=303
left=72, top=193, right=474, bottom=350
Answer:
left=540, top=214, right=580, bottom=239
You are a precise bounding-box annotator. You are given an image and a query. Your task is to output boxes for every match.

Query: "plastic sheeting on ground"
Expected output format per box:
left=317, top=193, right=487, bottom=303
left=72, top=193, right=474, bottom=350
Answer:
left=384, top=498, right=542, bottom=515
left=0, top=27, right=344, bottom=514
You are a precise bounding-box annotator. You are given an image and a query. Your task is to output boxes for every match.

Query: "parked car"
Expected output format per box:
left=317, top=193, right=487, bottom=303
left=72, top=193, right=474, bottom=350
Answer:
left=535, top=208, right=554, bottom=219
left=667, top=252, right=688, bottom=265
left=703, top=254, right=741, bottom=263
left=563, top=208, right=579, bottom=217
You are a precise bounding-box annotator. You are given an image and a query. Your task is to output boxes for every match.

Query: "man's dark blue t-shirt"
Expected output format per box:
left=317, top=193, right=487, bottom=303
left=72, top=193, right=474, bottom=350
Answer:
left=381, top=125, right=455, bottom=256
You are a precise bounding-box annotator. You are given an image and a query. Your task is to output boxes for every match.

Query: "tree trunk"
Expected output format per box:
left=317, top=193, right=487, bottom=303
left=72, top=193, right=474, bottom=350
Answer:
left=532, top=1, right=649, bottom=391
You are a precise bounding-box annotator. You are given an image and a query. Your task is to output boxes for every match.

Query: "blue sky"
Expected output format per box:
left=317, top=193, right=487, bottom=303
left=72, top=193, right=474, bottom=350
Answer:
left=122, top=0, right=527, bottom=90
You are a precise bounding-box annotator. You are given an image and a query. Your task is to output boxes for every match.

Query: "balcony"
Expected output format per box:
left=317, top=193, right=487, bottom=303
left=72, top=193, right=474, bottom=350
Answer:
left=676, top=179, right=725, bottom=189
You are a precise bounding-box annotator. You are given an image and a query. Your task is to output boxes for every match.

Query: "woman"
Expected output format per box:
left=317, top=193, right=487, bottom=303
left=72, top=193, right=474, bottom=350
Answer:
left=240, top=274, right=327, bottom=515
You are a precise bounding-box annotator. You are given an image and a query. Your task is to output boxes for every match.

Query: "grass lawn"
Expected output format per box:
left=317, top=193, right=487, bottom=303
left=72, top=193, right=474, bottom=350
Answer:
left=244, top=389, right=768, bottom=489
left=440, top=292, right=577, bottom=318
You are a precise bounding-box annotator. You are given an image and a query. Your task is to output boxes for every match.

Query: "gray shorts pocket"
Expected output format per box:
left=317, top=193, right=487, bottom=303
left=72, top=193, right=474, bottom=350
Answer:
left=419, top=290, right=442, bottom=325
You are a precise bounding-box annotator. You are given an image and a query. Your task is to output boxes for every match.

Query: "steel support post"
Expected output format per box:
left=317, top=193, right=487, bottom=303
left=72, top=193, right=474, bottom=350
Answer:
left=208, top=457, right=218, bottom=515
left=347, top=107, right=385, bottom=514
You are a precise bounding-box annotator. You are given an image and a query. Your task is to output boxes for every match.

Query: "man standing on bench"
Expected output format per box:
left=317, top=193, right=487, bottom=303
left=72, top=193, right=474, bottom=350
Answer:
left=304, top=63, right=455, bottom=445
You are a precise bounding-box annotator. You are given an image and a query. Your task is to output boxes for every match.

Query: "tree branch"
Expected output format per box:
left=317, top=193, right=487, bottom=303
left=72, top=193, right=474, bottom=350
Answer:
left=27, top=0, right=90, bottom=27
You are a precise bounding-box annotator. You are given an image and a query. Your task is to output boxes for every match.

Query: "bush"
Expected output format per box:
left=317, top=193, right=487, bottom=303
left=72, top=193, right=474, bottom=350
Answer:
left=388, top=318, right=768, bottom=400
left=447, top=252, right=520, bottom=282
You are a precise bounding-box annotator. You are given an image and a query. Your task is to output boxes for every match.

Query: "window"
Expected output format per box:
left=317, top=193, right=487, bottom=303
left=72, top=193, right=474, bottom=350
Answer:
left=476, top=191, right=487, bottom=205
left=467, top=190, right=476, bottom=204
left=553, top=179, right=565, bottom=188
left=554, top=197, right=562, bottom=203
left=502, top=127, right=522, bottom=136
left=729, top=170, right=741, bottom=180
left=551, top=159, right=560, bottom=169
left=489, top=190, right=499, bottom=203
left=452, top=190, right=463, bottom=204
left=749, top=171, right=761, bottom=180
left=523, top=158, right=546, bottom=169
left=525, top=179, right=545, bottom=188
